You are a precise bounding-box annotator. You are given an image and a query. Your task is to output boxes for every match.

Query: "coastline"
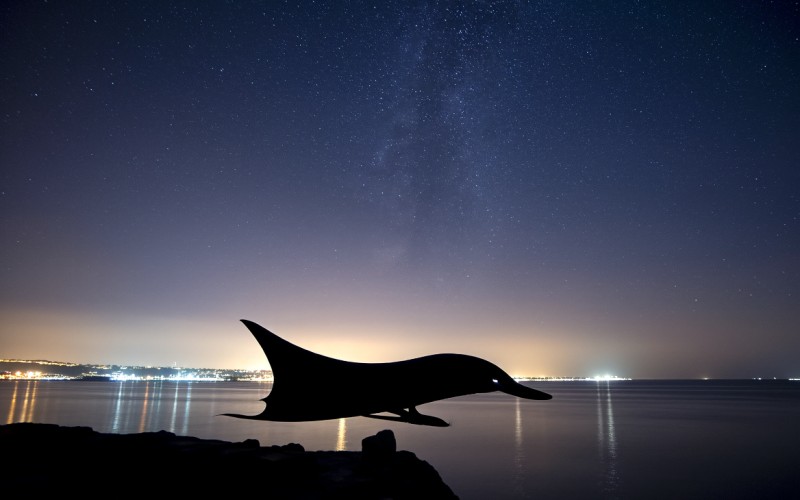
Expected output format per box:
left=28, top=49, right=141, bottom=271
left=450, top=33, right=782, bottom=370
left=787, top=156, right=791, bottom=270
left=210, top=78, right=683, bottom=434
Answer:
left=0, top=422, right=458, bottom=498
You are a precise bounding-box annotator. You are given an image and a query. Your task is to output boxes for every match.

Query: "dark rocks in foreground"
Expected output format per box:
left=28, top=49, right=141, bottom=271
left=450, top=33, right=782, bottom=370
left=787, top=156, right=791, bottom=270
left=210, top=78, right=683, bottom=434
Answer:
left=0, top=423, right=458, bottom=499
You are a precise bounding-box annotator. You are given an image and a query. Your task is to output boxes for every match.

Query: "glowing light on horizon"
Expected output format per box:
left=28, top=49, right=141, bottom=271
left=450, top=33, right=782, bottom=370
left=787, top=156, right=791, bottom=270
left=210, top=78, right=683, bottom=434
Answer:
left=592, top=374, right=631, bottom=382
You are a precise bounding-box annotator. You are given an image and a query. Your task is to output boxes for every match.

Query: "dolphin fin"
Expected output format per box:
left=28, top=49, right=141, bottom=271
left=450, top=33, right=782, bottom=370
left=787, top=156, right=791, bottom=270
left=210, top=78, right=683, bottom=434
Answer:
left=364, top=406, right=449, bottom=427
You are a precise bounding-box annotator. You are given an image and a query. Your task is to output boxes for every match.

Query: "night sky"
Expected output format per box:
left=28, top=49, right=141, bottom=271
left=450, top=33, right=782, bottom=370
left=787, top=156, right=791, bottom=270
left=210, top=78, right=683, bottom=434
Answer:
left=2, top=1, right=798, bottom=378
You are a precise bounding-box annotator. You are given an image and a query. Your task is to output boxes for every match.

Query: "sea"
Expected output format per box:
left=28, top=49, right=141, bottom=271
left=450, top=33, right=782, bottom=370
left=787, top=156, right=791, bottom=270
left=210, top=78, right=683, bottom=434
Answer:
left=2, top=378, right=798, bottom=499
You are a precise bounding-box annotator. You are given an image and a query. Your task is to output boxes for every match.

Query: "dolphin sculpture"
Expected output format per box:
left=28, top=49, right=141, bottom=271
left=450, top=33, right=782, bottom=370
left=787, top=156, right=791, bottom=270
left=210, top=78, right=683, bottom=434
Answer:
left=224, top=319, right=552, bottom=427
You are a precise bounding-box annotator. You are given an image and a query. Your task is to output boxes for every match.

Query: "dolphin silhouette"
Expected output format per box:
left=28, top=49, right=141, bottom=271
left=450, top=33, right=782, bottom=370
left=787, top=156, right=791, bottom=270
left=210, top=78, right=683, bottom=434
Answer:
left=224, top=319, right=552, bottom=427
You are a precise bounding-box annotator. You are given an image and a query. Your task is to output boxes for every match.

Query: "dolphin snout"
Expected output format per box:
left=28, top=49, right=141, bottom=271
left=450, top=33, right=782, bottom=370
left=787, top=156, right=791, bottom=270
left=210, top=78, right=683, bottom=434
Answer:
left=497, top=379, right=552, bottom=400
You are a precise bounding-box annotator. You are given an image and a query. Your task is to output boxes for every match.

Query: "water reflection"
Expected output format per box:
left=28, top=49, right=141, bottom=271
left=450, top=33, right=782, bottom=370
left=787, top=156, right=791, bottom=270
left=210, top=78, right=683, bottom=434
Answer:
left=24, top=380, right=38, bottom=421
left=151, top=381, right=164, bottom=430
left=513, top=396, right=526, bottom=497
left=597, top=381, right=619, bottom=497
left=106, top=381, right=194, bottom=435
left=112, top=381, right=125, bottom=432
left=169, top=382, right=180, bottom=433
left=336, top=418, right=347, bottom=451
left=182, top=382, right=192, bottom=435
left=5, top=380, right=39, bottom=423
left=6, top=381, right=19, bottom=424
left=138, top=381, right=150, bottom=432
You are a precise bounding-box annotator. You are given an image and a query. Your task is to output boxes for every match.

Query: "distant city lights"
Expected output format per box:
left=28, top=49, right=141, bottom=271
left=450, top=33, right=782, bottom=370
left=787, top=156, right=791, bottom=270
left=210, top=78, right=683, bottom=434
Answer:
left=4, top=358, right=797, bottom=382
left=513, top=374, right=632, bottom=382
left=592, top=374, right=631, bottom=382
left=0, top=360, right=274, bottom=382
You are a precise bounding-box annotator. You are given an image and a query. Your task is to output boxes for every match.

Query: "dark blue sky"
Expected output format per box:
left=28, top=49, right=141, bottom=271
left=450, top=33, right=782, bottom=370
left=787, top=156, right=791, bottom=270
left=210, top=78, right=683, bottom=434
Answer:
left=2, top=1, right=798, bottom=378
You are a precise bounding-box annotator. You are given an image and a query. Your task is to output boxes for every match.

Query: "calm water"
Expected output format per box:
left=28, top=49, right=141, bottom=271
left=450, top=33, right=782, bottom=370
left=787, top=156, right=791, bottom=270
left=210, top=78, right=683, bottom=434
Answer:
left=2, top=379, right=798, bottom=499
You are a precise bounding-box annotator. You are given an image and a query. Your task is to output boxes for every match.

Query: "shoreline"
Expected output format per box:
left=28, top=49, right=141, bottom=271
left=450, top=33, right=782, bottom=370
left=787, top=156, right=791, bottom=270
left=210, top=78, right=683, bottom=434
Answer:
left=0, top=422, right=458, bottom=498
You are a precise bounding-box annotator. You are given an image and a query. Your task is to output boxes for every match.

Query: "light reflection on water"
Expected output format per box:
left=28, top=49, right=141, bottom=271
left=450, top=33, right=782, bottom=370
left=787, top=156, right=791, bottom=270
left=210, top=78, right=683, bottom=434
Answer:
left=6, top=380, right=19, bottom=423
left=597, top=380, right=618, bottom=498
left=1, top=379, right=798, bottom=499
left=3, top=380, right=206, bottom=438
left=6, top=380, right=39, bottom=424
left=512, top=397, right=525, bottom=498
left=336, top=417, right=347, bottom=451
left=183, top=382, right=192, bottom=435
left=138, top=381, right=149, bottom=432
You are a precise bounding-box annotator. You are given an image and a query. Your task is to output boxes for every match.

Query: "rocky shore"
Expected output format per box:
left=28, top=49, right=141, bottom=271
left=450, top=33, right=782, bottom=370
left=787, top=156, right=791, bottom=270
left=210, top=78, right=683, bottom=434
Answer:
left=0, top=423, right=458, bottom=498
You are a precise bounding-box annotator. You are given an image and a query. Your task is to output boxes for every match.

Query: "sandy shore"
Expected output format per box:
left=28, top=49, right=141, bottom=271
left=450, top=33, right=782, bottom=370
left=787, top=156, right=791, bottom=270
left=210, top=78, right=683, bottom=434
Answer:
left=0, top=422, right=458, bottom=498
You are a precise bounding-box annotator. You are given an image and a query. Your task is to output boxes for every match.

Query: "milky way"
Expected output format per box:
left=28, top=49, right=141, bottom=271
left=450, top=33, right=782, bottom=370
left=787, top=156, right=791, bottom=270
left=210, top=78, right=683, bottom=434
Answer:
left=1, top=1, right=798, bottom=377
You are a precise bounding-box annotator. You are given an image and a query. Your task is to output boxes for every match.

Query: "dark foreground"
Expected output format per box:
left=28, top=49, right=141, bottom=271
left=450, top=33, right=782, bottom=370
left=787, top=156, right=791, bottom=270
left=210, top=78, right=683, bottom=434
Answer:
left=0, top=423, right=458, bottom=499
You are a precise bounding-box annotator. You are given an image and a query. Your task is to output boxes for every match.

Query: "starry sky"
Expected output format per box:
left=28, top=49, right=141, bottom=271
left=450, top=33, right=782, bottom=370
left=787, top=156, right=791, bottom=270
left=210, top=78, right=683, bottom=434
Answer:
left=2, top=1, right=798, bottom=378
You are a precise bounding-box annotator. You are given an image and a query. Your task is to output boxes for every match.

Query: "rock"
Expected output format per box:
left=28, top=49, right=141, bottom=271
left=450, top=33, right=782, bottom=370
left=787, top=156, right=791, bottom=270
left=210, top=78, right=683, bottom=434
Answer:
left=362, top=428, right=397, bottom=464
left=0, top=423, right=458, bottom=499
